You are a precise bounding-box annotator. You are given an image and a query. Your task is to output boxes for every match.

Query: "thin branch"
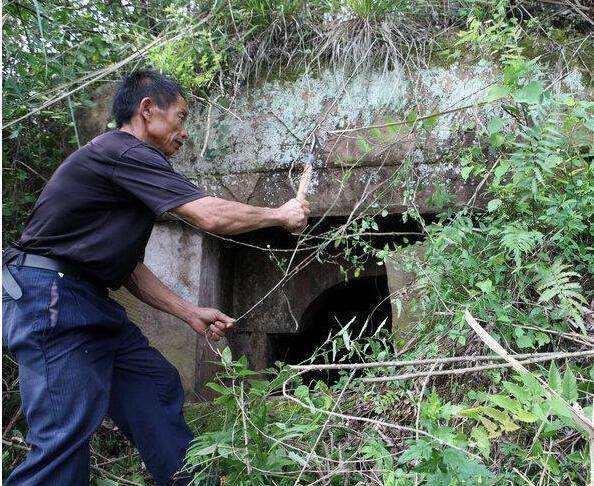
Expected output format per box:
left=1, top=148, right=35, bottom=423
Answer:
left=362, top=350, right=594, bottom=383
left=282, top=370, right=482, bottom=461
left=3, top=14, right=213, bottom=130
left=328, top=99, right=491, bottom=135
left=289, top=350, right=577, bottom=371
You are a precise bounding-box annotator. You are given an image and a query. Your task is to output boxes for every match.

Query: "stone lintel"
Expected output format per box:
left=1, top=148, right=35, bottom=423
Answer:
left=196, top=163, right=479, bottom=216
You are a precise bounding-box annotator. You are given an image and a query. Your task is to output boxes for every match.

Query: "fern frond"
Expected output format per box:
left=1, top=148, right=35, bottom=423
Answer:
left=535, top=259, right=588, bottom=328
left=500, top=224, right=543, bottom=268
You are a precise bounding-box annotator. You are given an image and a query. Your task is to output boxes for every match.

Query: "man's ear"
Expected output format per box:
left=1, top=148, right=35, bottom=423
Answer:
left=138, top=97, right=154, bottom=122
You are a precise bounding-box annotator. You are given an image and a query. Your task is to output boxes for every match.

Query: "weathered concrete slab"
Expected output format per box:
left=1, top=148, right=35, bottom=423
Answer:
left=198, top=163, right=477, bottom=216
left=179, top=63, right=500, bottom=175
left=172, top=63, right=588, bottom=213
left=192, top=234, right=234, bottom=400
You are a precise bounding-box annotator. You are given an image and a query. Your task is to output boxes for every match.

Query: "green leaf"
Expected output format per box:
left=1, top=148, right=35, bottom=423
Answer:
left=487, top=394, right=520, bottom=413
left=206, top=382, right=232, bottom=396
left=478, top=416, right=501, bottom=438
left=405, top=109, right=418, bottom=126
left=471, top=426, right=491, bottom=458
left=295, top=385, right=310, bottom=402
left=398, top=440, right=432, bottom=464
left=440, top=403, right=465, bottom=419
left=490, top=132, right=505, bottom=148
left=384, top=116, right=401, bottom=134
left=487, top=117, right=505, bottom=135
left=369, top=127, right=383, bottom=139
left=476, top=279, right=494, bottom=293
left=513, top=81, right=543, bottom=104
left=492, top=160, right=510, bottom=186
left=547, top=396, right=573, bottom=418
left=561, top=368, right=578, bottom=403
left=541, top=454, right=561, bottom=475
left=515, top=330, right=534, bottom=349
left=480, top=406, right=519, bottom=431
left=487, top=198, right=502, bottom=212
left=502, top=381, right=531, bottom=403
left=512, top=409, right=538, bottom=423
left=221, top=346, right=233, bottom=365
left=341, top=328, right=351, bottom=350
left=421, top=115, right=438, bottom=130
left=519, top=372, right=543, bottom=396
left=288, top=450, right=308, bottom=466
left=483, top=84, right=510, bottom=103
left=357, top=138, right=373, bottom=155
left=487, top=118, right=507, bottom=147
left=461, top=166, right=473, bottom=181
left=191, top=444, right=217, bottom=456
left=535, top=332, right=550, bottom=347
left=94, top=480, right=119, bottom=486
left=548, top=361, right=562, bottom=392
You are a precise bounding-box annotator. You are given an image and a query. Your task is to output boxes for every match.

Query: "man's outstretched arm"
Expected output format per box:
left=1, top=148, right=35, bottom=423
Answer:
left=123, top=262, right=234, bottom=340
left=172, top=196, right=310, bottom=235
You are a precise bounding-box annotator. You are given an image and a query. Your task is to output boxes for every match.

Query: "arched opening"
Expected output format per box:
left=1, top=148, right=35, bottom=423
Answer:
left=269, top=274, right=391, bottom=384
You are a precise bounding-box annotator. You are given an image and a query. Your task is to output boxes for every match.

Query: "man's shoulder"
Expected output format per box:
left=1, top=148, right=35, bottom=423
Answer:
left=88, top=130, right=147, bottom=158
left=81, top=131, right=172, bottom=173
left=119, top=139, right=172, bottom=170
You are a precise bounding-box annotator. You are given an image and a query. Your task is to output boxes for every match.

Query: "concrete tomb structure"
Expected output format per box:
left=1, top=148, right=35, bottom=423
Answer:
left=81, top=61, right=587, bottom=399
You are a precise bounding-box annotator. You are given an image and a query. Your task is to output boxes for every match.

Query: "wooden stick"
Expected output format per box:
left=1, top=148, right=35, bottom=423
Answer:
left=296, top=163, right=312, bottom=201
left=464, top=310, right=594, bottom=438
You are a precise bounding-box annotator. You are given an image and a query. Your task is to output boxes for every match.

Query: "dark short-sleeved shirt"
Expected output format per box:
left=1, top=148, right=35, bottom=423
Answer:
left=13, top=130, right=204, bottom=289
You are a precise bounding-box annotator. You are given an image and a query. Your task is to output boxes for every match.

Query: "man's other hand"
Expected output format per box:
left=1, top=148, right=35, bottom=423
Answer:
left=277, top=198, right=310, bottom=233
left=186, top=307, right=235, bottom=341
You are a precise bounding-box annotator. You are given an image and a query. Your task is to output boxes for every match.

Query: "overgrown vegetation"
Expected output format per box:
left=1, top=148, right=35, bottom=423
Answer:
left=180, top=43, right=593, bottom=482
left=3, top=0, right=593, bottom=485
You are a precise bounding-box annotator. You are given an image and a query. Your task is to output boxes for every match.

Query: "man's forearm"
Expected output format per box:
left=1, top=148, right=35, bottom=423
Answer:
left=173, top=196, right=284, bottom=235
left=124, top=263, right=193, bottom=322
left=124, top=263, right=235, bottom=339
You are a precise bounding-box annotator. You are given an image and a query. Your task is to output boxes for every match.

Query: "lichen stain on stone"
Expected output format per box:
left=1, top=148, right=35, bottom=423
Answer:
left=560, top=69, right=585, bottom=93
left=418, top=61, right=500, bottom=142
left=173, top=59, right=590, bottom=209
left=175, top=60, right=508, bottom=180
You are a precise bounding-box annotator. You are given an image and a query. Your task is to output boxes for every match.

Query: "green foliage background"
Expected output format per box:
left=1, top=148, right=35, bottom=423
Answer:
left=2, top=0, right=593, bottom=485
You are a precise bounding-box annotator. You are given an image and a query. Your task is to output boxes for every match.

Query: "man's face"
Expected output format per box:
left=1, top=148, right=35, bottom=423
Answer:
left=144, top=95, right=189, bottom=157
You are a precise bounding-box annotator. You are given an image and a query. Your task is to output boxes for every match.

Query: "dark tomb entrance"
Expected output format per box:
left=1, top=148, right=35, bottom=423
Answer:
left=226, top=213, right=427, bottom=386
left=269, top=273, right=391, bottom=384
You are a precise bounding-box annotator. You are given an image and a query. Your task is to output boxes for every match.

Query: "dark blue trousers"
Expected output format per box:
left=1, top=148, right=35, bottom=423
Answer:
left=2, top=265, right=194, bottom=485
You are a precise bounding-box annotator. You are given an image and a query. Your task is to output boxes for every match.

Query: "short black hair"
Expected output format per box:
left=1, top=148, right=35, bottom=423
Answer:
left=112, top=70, right=184, bottom=128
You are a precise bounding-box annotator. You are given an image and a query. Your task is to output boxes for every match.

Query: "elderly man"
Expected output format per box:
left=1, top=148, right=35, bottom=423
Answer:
left=2, top=70, right=309, bottom=485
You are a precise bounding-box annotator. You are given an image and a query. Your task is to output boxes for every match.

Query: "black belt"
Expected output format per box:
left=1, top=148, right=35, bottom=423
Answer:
left=2, top=251, right=101, bottom=300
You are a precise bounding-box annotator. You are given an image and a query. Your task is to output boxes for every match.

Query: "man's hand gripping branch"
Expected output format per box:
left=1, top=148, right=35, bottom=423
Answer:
left=124, top=263, right=235, bottom=341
